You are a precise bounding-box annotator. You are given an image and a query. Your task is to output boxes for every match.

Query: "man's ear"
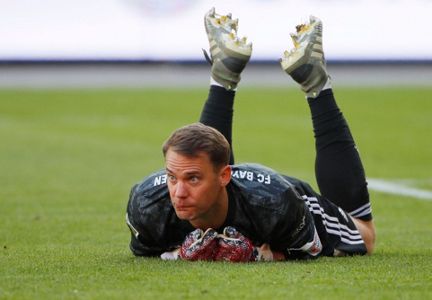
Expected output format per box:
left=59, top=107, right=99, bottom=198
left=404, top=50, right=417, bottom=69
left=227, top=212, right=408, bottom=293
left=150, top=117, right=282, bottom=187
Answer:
left=219, top=165, right=232, bottom=187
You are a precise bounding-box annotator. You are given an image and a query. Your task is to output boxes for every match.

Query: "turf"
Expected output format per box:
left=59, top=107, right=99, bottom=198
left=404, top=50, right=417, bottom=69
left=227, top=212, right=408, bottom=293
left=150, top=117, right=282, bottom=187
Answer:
left=1, top=87, right=431, bottom=299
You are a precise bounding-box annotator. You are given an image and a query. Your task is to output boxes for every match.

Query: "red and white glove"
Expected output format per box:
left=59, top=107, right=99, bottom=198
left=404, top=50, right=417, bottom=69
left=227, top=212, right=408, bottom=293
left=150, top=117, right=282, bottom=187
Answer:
left=178, top=228, right=219, bottom=261
left=160, top=228, right=220, bottom=261
left=160, top=227, right=280, bottom=262
left=215, top=227, right=279, bottom=262
left=214, top=226, right=255, bottom=262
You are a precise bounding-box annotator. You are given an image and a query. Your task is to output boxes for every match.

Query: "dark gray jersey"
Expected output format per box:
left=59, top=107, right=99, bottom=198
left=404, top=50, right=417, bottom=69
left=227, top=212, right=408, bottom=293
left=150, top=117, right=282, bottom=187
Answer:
left=126, top=163, right=366, bottom=259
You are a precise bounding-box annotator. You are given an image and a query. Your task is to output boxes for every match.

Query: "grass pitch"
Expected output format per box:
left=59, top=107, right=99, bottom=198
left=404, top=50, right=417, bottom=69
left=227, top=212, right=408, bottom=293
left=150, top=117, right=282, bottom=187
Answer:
left=1, top=87, right=431, bottom=299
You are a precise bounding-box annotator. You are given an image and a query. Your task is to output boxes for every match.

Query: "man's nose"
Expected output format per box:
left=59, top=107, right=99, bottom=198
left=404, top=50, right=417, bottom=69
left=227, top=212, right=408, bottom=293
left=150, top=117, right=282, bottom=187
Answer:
left=174, top=181, right=188, bottom=198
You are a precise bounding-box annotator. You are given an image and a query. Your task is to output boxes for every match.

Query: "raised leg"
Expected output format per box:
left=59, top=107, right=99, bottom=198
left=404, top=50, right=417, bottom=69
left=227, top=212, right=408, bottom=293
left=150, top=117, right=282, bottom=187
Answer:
left=199, top=8, right=253, bottom=165
left=280, top=16, right=375, bottom=253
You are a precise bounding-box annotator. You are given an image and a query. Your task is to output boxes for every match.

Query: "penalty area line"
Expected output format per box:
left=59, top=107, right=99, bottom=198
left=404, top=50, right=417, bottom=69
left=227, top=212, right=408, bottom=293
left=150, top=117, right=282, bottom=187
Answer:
left=367, top=178, right=432, bottom=201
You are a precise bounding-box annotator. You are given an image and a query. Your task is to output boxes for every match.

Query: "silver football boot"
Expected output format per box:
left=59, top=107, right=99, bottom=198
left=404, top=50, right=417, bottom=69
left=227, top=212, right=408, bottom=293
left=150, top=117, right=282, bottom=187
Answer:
left=280, top=16, right=330, bottom=98
left=204, top=7, right=252, bottom=90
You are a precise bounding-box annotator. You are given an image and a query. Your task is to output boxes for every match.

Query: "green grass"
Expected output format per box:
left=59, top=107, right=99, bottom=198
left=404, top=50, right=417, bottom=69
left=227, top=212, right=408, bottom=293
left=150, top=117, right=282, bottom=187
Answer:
left=1, top=87, right=431, bottom=299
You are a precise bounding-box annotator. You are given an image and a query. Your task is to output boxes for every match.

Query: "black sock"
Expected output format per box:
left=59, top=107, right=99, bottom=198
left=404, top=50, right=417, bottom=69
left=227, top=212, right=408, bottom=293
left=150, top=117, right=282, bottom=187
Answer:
left=308, top=89, right=372, bottom=221
left=199, top=85, right=235, bottom=164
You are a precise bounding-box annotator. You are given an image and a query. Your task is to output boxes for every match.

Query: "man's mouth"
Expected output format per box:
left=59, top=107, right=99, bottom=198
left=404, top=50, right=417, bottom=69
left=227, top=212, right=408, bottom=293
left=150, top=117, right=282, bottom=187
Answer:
left=175, top=204, right=192, bottom=211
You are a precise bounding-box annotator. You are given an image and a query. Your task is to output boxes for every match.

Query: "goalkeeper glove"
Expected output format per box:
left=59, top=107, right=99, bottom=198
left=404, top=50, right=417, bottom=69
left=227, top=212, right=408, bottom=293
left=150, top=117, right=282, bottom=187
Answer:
left=178, top=228, right=219, bottom=261
left=160, top=227, right=280, bottom=262
left=215, top=226, right=278, bottom=262
left=214, top=226, right=263, bottom=262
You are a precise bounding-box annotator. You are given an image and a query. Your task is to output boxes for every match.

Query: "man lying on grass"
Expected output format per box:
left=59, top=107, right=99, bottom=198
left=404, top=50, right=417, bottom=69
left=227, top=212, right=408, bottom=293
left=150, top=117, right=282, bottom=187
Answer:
left=126, top=8, right=376, bottom=262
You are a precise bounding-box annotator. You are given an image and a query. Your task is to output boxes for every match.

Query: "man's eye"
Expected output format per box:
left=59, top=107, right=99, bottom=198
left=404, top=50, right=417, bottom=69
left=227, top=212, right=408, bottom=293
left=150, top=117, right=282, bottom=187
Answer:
left=167, top=175, right=176, bottom=182
left=189, top=176, right=200, bottom=183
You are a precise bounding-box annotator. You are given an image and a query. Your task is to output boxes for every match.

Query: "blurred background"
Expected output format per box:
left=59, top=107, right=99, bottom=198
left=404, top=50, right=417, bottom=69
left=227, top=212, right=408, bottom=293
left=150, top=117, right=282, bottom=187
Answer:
left=1, top=0, right=432, bottom=88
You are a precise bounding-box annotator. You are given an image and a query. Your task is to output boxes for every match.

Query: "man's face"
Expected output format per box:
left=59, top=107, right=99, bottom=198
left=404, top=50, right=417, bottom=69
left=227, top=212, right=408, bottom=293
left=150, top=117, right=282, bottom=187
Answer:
left=165, top=149, right=230, bottom=223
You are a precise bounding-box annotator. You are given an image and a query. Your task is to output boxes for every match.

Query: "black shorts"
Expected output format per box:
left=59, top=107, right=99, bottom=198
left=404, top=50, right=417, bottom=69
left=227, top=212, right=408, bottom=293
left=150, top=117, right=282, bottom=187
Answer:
left=302, top=194, right=367, bottom=256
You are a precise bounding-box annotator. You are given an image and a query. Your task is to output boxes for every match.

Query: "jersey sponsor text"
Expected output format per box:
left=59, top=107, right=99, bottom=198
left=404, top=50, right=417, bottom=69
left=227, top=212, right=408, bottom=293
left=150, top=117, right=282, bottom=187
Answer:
left=153, top=174, right=168, bottom=186
left=231, top=170, right=271, bottom=184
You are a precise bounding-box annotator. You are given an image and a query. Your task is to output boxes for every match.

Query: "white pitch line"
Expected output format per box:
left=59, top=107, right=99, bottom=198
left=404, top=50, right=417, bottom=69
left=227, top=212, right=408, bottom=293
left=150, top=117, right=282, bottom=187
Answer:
left=368, top=178, right=432, bottom=201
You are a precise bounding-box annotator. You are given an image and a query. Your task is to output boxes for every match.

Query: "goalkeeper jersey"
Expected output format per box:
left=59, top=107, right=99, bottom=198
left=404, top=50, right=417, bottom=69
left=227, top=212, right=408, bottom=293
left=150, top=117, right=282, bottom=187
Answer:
left=126, top=163, right=366, bottom=259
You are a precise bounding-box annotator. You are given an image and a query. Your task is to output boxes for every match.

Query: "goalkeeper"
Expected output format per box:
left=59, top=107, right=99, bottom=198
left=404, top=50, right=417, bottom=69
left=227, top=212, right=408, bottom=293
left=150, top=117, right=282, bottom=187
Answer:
left=126, top=8, right=376, bottom=261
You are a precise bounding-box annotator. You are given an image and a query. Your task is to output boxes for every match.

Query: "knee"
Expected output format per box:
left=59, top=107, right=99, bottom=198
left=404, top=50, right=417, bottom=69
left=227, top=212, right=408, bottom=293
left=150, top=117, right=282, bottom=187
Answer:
left=353, top=218, right=376, bottom=255
left=364, top=226, right=376, bottom=255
